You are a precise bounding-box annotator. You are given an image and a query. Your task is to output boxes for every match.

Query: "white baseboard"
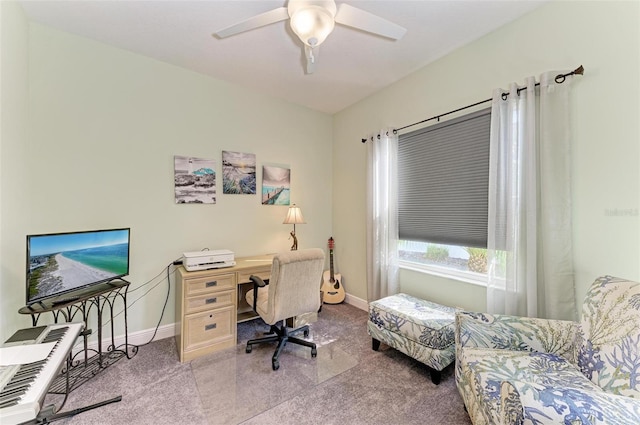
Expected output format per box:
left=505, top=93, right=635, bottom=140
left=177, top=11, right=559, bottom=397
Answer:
left=72, top=296, right=368, bottom=355
left=128, top=322, right=175, bottom=345
left=72, top=323, right=175, bottom=356
left=345, top=293, right=368, bottom=311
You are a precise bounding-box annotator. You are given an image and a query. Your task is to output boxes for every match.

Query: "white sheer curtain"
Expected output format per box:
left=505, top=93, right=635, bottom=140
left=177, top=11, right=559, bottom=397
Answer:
left=487, top=72, right=577, bottom=320
left=366, top=129, right=399, bottom=302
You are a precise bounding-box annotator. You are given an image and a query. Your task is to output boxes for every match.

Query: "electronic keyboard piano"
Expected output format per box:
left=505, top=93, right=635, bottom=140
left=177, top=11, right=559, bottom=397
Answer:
left=0, top=322, right=84, bottom=425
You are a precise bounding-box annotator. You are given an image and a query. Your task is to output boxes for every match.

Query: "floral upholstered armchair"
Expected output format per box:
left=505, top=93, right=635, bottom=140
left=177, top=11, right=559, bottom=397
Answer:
left=455, top=276, right=640, bottom=425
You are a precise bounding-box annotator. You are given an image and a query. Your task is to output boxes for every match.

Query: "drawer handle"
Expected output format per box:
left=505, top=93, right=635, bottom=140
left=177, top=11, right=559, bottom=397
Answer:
left=206, top=281, right=217, bottom=287
left=206, top=297, right=217, bottom=304
left=205, top=323, right=217, bottom=331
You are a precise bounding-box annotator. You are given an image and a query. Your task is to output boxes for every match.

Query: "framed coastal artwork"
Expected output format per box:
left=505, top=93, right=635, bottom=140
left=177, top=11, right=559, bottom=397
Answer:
left=174, top=156, right=216, bottom=204
left=262, top=165, right=290, bottom=205
left=222, top=151, right=256, bottom=194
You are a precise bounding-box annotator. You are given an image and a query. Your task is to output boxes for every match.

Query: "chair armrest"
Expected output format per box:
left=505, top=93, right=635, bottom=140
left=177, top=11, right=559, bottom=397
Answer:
left=249, top=275, right=269, bottom=287
left=500, top=380, right=640, bottom=425
left=456, top=311, right=578, bottom=362
left=249, top=275, right=269, bottom=312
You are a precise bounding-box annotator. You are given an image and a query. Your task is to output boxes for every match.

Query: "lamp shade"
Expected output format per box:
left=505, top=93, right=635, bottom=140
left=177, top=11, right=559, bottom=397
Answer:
left=283, top=204, right=306, bottom=224
left=290, top=5, right=335, bottom=47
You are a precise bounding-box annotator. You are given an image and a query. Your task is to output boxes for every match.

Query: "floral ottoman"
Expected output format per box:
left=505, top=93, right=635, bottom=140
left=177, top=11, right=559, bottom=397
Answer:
left=367, top=293, right=457, bottom=384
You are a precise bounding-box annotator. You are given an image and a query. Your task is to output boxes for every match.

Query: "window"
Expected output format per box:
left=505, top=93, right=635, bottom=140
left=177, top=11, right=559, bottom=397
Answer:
left=397, top=108, right=491, bottom=281
left=398, top=240, right=488, bottom=281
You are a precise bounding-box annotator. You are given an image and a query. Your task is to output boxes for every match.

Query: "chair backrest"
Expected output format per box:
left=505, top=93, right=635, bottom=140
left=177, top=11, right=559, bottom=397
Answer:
left=262, top=248, right=325, bottom=325
left=578, top=276, right=640, bottom=398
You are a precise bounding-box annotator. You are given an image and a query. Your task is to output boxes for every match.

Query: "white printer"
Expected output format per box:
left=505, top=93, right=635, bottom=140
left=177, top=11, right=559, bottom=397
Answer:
left=182, top=249, right=235, bottom=272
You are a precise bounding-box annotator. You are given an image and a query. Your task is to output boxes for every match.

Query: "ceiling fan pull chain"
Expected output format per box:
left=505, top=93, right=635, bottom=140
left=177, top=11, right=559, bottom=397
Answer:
left=304, top=46, right=316, bottom=63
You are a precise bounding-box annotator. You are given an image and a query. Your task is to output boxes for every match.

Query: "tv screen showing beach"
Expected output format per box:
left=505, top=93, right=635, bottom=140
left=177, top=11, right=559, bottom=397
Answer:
left=27, top=228, right=130, bottom=304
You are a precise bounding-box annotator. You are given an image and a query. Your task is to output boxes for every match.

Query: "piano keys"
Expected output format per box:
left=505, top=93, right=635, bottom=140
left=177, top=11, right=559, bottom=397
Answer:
left=0, top=322, right=84, bottom=425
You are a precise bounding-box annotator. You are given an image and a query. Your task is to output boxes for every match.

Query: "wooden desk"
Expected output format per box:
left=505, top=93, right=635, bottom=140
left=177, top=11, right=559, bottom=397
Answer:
left=174, top=254, right=273, bottom=362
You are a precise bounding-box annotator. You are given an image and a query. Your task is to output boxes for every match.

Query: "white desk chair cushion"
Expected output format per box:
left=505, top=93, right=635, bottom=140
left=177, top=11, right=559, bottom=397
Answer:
left=245, top=248, right=325, bottom=326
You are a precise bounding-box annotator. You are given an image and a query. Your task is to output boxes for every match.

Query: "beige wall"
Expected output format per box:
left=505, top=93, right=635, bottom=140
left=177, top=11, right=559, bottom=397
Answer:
left=333, top=1, right=640, bottom=312
left=2, top=1, right=638, bottom=342
left=1, top=1, right=30, bottom=338
left=1, top=14, right=333, bottom=341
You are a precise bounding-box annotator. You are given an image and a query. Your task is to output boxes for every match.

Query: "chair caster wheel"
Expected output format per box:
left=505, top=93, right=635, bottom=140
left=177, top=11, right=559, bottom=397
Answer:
left=272, top=360, right=279, bottom=370
left=303, top=329, right=309, bottom=338
left=246, top=345, right=252, bottom=353
left=311, top=348, right=317, bottom=357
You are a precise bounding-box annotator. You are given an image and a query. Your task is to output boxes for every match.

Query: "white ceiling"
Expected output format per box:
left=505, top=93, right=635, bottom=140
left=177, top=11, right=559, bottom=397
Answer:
left=18, top=0, right=545, bottom=114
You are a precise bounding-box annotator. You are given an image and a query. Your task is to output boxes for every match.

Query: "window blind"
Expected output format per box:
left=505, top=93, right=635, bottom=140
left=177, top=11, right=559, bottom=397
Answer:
left=398, top=108, right=491, bottom=248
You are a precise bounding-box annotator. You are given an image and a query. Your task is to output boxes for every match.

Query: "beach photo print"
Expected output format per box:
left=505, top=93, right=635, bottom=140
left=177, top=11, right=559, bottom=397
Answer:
left=174, top=155, right=217, bottom=204
left=222, top=151, right=256, bottom=194
left=262, top=165, right=290, bottom=205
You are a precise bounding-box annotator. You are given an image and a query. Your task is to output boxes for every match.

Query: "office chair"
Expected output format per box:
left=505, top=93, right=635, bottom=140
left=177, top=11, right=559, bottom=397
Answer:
left=245, top=248, right=325, bottom=370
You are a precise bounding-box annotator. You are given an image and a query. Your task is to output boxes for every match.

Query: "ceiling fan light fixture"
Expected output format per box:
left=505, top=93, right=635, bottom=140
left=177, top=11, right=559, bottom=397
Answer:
left=290, top=6, right=335, bottom=47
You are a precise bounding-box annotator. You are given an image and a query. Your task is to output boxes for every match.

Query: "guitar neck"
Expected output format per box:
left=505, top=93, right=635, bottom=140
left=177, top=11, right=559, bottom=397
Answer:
left=329, top=249, right=335, bottom=281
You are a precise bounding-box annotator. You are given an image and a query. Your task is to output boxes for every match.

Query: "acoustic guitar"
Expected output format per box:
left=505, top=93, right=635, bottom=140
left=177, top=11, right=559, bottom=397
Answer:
left=321, top=237, right=346, bottom=304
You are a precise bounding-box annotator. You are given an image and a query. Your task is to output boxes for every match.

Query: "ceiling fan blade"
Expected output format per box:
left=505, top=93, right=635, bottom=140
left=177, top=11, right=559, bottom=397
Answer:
left=304, top=45, right=318, bottom=75
left=335, top=3, right=407, bottom=40
left=213, top=7, right=289, bottom=39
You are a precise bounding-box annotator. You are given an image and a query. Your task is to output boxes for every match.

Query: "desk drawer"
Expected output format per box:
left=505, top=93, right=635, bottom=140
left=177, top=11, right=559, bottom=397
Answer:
left=185, top=289, right=234, bottom=315
left=184, top=306, right=234, bottom=352
left=237, top=268, right=270, bottom=285
left=185, top=273, right=235, bottom=297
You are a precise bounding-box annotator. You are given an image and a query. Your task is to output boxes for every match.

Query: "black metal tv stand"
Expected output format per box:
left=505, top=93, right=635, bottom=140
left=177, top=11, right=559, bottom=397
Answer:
left=19, top=279, right=138, bottom=395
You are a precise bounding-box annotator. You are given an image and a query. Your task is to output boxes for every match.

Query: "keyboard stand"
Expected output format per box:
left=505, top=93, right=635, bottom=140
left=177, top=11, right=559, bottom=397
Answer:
left=7, top=331, right=122, bottom=425
left=28, top=396, right=122, bottom=424
left=18, top=279, right=137, bottom=394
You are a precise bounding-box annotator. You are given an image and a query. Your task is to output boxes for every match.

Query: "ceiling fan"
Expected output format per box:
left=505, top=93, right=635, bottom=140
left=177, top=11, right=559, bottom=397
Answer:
left=213, top=0, right=407, bottom=74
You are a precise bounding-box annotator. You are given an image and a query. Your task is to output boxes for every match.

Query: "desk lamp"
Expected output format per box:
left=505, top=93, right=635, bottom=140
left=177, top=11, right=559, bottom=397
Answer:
left=283, top=204, right=305, bottom=250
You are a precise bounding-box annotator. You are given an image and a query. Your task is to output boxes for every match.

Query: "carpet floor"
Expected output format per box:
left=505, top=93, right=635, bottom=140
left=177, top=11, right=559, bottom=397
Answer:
left=45, top=303, right=472, bottom=424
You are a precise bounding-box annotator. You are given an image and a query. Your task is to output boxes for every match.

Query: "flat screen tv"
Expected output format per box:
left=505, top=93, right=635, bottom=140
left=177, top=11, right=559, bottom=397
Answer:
left=26, top=228, right=130, bottom=305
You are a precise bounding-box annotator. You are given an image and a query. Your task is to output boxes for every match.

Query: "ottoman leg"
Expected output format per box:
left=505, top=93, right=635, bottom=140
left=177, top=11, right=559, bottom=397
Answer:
left=430, top=368, right=441, bottom=385
left=372, top=338, right=381, bottom=351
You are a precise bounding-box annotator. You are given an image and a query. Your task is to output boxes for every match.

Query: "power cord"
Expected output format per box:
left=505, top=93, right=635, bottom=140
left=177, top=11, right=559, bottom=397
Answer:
left=126, top=265, right=171, bottom=293
left=136, top=261, right=175, bottom=347
left=100, top=258, right=181, bottom=347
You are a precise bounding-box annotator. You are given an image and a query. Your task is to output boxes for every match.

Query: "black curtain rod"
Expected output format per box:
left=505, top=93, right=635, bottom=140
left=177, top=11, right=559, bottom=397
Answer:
left=361, top=65, right=584, bottom=143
